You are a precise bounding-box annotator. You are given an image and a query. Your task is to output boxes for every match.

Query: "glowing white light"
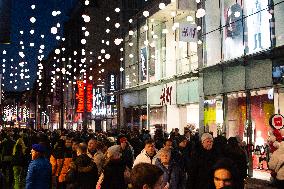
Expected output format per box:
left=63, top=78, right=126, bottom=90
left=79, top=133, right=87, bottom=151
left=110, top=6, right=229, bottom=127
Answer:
left=82, top=15, right=90, bottom=22
left=129, top=30, right=134, bottom=35
left=31, top=5, right=36, bottom=9
left=52, top=11, right=57, bottom=16
left=120, top=58, right=123, bottom=61
left=129, top=54, right=134, bottom=58
left=106, top=29, right=110, bottom=33
left=85, top=31, right=89, bottom=36
left=143, top=11, right=149, bottom=17
left=143, top=25, right=148, bottom=31
left=55, top=49, right=60, bottom=54
left=115, top=8, right=120, bottom=12
left=101, top=49, right=105, bottom=54
left=81, top=39, right=86, bottom=44
left=234, top=11, right=241, bottom=18
left=20, top=31, right=23, bottom=34
left=129, top=19, right=133, bottom=23
left=197, top=26, right=201, bottom=30
left=98, top=56, right=101, bottom=59
left=120, top=67, right=124, bottom=72
left=129, top=43, right=133, bottom=46
left=159, top=3, right=166, bottom=9
left=56, top=36, right=61, bottom=40
left=196, top=0, right=201, bottom=3
left=19, top=52, right=25, bottom=58
left=106, top=17, right=110, bottom=21
left=115, top=23, right=120, bottom=28
left=114, top=38, right=123, bottom=45
left=30, top=30, right=35, bottom=34
left=40, top=45, right=45, bottom=49
left=51, top=27, right=57, bottom=34
left=41, top=35, right=44, bottom=38
left=120, top=48, right=123, bottom=51
left=106, top=41, right=109, bottom=45
left=85, top=0, right=89, bottom=5
left=30, top=43, right=34, bottom=47
left=171, top=11, right=176, bottom=17
left=3, top=50, right=6, bottom=54
left=105, top=54, right=110, bottom=59
left=197, top=40, right=202, bottom=44
left=30, top=17, right=36, bottom=23
left=196, top=8, right=206, bottom=18
left=57, top=23, right=61, bottom=27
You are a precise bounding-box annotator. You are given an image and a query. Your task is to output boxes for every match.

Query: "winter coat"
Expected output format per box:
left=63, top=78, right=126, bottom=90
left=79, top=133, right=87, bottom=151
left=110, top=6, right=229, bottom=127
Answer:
left=188, top=146, right=217, bottom=189
left=133, top=149, right=158, bottom=167
left=121, top=144, right=134, bottom=168
left=226, top=146, right=247, bottom=180
left=268, top=141, right=284, bottom=181
left=155, top=158, right=186, bottom=189
left=67, top=154, right=98, bottom=189
left=93, top=150, right=105, bottom=175
left=50, top=147, right=73, bottom=183
left=25, top=156, right=52, bottom=189
left=100, top=159, right=127, bottom=189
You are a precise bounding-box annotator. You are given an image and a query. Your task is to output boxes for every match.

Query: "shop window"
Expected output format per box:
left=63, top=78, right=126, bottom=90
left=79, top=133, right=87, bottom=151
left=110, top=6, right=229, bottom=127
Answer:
left=204, top=0, right=222, bottom=67
left=149, top=106, right=167, bottom=134
left=204, top=96, right=223, bottom=137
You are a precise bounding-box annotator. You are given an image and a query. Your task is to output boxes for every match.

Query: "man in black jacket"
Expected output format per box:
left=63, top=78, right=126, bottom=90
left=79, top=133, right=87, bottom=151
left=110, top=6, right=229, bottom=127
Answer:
left=188, top=133, right=217, bottom=189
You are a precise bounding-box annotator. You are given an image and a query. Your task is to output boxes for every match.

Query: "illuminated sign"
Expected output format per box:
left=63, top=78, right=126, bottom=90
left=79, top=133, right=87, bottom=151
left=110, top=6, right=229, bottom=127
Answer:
left=86, top=83, right=93, bottom=112
left=270, top=114, right=284, bottom=130
left=92, top=88, right=106, bottom=116
left=76, top=80, right=84, bottom=113
left=107, top=74, right=116, bottom=105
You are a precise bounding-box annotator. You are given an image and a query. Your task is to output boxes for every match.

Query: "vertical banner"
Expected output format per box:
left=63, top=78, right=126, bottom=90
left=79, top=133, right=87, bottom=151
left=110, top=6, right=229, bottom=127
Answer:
left=76, top=80, right=84, bottom=113
left=140, top=47, right=147, bottom=81
left=0, top=0, right=12, bottom=44
left=179, top=23, right=198, bottom=42
left=106, top=74, right=116, bottom=105
left=86, top=83, right=93, bottom=112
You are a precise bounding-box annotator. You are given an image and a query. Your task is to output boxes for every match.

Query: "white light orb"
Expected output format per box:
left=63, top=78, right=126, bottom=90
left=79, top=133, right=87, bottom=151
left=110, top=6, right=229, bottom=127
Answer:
left=81, top=39, right=86, bottom=44
left=196, top=8, right=206, bottom=18
left=143, top=25, right=148, bottom=31
left=51, top=27, right=57, bottom=34
left=115, top=8, right=120, bottom=12
left=30, top=30, right=35, bottom=35
left=129, top=42, right=133, bottom=47
left=30, top=43, right=34, bottom=47
left=30, top=17, right=36, bottom=23
left=143, top=11, right=149, bottom=17
left=129, top=30, right=134, bottom=35
left=31, top=5, right=36, bottom=9
left=106, top=17, right=110, bottom=21
left=105, top=54, right=111, bottom=59
left=41, top=35, right=44, bottom=38
left=106, top=29, right=110, bottom=33
left=115, top=23, right=120, bottom=28
left=82, top=15, right=90, bottom=22
left=56, top=36, right=61, bottom=40
left=120, top=48, right=123, bottom=51
left=56, top=23, right=61, bottom=28
left=129, top=54, right=134, bottom=58
left=114, top=38, right=123, bottom=45
left=55, top=49, right=60, bottom=54
left=159, top=3, right=166, bottom=9
left=129, top=19, right=133, bottom=23
left=106, top=41, right=110, bottom=45
left=52, top=11, right=57, bottom=16
left=85, top=31, right=89, bottom=36
left=120, top=67, right=124, bottom=72
left=101, top=49, right=105, bottom=54
left=20, top=31, right=24, bottom=34
left=85, top=0, right=89, bottom=5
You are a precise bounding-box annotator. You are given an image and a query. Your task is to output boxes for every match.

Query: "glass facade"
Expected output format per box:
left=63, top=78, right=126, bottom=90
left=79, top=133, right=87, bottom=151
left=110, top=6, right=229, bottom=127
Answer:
left=204, top=0, right=276, bottom=66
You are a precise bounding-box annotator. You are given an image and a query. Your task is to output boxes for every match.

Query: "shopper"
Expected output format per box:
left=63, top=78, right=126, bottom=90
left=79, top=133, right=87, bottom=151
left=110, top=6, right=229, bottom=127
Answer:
left=26, top=144, right=52, bottom=189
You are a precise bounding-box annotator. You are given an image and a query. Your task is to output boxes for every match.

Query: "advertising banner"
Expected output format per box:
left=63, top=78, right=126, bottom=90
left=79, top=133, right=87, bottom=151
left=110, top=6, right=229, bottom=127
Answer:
left=140, top=47, right=147, bottom=81
left=0, top=0, right=11, bottom=44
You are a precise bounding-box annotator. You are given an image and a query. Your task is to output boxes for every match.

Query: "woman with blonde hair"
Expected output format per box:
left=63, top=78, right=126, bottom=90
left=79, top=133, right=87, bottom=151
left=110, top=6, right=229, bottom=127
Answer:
left=12, top=137, right=28, bottom=189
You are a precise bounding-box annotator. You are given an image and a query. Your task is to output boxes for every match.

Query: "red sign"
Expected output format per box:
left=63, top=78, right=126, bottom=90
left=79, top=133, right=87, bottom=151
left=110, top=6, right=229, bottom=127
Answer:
left=160, top=86, right=172, bottom=106
left=86, top=84, right=93, bottom=112
left=76, top=80, right=84, bottom=113
left=270, top=114, right=284, bottom=130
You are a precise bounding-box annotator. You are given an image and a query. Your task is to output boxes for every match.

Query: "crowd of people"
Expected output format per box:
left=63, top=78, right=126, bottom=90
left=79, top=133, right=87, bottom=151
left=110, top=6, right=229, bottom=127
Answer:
left=0, top=127, right=283, bottom=189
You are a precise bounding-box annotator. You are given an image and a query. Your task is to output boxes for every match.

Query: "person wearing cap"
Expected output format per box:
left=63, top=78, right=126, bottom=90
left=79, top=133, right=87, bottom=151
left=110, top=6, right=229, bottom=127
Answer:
left=188, top=133, right=217, bottom=189
left=119, top=136, right=134, bottom=168
left=26, top=144, right=52, bottom=189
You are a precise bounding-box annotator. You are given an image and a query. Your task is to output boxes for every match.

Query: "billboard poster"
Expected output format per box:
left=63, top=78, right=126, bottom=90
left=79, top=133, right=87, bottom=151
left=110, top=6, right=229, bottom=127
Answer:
left=140, top=47, right=147, bottom=81
left=179, top=23, right=197, bottom=42
left=0, top=0, right=11, bottom=44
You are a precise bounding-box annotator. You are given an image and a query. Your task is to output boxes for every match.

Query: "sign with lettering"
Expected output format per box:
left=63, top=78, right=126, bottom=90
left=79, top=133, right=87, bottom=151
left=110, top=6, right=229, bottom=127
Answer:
left=92, top=87, right=106, bottom=116
left=270, top=114, right=284, bottom=130
left=160, top=86, right=172, bottom=106
left=107, top=74, right=116, bottom=105
left=179, top=23, right=197, bottom=42
left=86, top=83, right=93, bottom=112
left=76, top=80, right=84, bottom=113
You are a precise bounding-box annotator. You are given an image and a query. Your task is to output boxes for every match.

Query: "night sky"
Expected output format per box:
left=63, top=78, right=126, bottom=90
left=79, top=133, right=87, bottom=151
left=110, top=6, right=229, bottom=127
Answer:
left=0, top=0, right=78, bottom=92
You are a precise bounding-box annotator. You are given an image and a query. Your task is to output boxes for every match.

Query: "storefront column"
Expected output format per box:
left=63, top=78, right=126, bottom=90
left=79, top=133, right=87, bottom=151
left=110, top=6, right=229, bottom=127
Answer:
left=246, top=90, right=253, bottom=177
left=199, top=76, right=205, bottom=135
left=223, top=93, right=228, bottom=136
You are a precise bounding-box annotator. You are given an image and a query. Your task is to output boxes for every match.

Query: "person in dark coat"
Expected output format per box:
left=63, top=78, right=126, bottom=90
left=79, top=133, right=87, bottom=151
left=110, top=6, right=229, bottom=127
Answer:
left=66, top=142, right=98, bottom=189
left=155, top=148, right=185, bottom=189
left=226, top=137, right=247, bottom=188
left=98, top=145, right=128, bottom=189
left=188, top=133, right=217, bottom=189
left=26, top=144, right=52, bottom=189
left=119, top=137, right=134, bottom=168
